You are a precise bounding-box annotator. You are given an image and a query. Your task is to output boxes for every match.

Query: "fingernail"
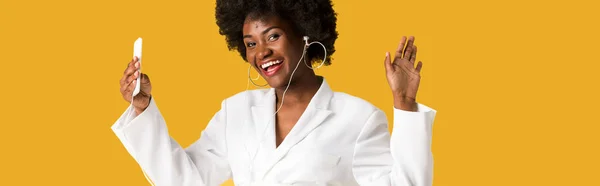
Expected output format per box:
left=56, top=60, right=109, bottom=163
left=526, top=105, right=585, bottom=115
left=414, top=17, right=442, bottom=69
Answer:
left=135, top=62, right=139, bottom=68
left=134, top=71, right=139, bottom=76
left=386, top=52, right=389, bottom=57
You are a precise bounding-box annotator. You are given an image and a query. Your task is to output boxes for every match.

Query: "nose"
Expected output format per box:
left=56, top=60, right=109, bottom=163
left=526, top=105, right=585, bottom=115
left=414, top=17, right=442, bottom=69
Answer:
left=256, top=44, right=273, bottom=61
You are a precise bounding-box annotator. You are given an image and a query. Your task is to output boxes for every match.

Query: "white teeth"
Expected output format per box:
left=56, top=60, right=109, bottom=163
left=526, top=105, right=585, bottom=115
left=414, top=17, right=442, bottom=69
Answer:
left=261, top=60, right=282, bottom=69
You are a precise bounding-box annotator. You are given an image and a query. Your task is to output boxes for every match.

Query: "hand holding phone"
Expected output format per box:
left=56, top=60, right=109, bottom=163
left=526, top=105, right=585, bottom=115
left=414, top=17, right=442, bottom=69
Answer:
left=119, top=37, right=151, bottom=115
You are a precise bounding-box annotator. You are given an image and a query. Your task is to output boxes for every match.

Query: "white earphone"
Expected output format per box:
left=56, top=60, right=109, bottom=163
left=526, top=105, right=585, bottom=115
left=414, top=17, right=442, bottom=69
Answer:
left=302, top=36, right=328, bottom=69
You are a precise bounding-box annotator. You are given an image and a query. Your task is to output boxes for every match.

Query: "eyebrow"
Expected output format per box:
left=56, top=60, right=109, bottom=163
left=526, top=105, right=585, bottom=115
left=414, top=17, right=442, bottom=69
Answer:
left=243, top=26, right=281, bottom=39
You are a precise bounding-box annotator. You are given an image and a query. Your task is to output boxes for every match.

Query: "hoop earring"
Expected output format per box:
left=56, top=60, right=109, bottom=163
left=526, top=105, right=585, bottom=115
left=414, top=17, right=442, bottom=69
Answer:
left=248, top=64, right=268, bottom=87
left=302, top=36, right=327, bottom=70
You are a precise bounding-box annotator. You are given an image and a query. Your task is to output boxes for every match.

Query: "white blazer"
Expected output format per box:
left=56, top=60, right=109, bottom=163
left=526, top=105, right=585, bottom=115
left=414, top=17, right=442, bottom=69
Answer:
left=112, top=79, right=436, bottom=186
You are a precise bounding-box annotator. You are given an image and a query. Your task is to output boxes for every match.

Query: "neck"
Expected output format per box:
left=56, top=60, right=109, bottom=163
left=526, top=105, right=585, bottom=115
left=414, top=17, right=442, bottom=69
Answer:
left=274, top=73, right=322, bottom=107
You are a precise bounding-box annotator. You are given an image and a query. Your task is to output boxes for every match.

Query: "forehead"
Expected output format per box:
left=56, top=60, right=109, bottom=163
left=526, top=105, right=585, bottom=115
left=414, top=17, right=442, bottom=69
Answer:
left=242, top=15, right=286, bottom=34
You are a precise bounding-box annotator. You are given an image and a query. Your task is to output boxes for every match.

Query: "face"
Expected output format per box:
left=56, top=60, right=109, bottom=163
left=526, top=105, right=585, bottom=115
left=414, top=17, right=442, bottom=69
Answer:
left=242, top=15, right=307, bottom=88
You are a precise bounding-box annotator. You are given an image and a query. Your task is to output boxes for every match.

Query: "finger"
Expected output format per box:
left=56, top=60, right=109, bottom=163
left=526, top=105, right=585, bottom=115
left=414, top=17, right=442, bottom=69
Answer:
left=384, top=52, right=393, bottom=74
left=120, top=69, right=137, bottom=86
left=403, top=36, right=415, bottom=59
left=124, top=57, right=138, bottom=74
left=124, top=61, right=140, bottom=77
left=121, top=58, right=136, bottom=84
left=410, top=45, right=417, bottom=63
left=120, top=81, right=127, bottom=93
left=120, top=75, right=126, bottom=86
left=395, top=36, right=407, bottom=56
left=127, top=71, right=139, bottom=84
left=121, top=78, right=135, bottom=102
left=127, top=57, right=135, bottom=68
left=121, top=62, right=139, bottom=88
left=415, top=61, right=423, bottom=72
left=122, top=71, right=138, bottom=92
left=125, top=79, right=136, bottom=94
left=121, top=72, right=137, bottom=92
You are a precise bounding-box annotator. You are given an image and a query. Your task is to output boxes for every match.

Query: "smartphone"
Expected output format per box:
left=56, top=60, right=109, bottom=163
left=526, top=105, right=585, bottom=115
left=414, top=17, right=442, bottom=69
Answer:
left=132, top=37, right=142, bottom=97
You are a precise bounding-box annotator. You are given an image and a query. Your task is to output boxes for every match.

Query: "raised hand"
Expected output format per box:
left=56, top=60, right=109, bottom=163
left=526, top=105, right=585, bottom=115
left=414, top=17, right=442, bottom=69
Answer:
left=384, top=36, right=423, bottom=111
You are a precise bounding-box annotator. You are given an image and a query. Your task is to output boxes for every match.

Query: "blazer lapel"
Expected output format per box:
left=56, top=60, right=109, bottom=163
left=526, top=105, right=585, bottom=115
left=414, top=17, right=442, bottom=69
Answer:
left=248, top=89, right=277, bottom=162
left=258, top=79, right=334, bottom=179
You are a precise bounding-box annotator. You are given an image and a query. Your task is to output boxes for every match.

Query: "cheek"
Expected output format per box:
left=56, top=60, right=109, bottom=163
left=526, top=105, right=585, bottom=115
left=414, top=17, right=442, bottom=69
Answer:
left=278, top=40, right=301, bottom=61
left=246, top=51, right=255, bottom=65
left=285, top=44, right=303, bottom=63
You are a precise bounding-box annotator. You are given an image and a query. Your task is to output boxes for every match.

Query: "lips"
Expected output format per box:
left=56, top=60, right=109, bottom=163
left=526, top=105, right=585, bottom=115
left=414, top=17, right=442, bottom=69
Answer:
left=259, top=59, right=283, bottom=77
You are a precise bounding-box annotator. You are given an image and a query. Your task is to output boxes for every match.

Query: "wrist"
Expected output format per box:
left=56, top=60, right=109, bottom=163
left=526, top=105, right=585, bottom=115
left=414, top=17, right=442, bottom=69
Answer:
left=134, top=107, right=146, bottom=116
left=134, top=96, right=151, bottom=115
left=393, top=95, right=417, bottom=111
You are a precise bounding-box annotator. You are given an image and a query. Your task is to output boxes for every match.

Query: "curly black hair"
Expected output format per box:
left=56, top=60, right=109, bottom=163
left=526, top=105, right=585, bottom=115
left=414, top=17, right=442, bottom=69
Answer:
left=215, top=0, right=338, bottom=66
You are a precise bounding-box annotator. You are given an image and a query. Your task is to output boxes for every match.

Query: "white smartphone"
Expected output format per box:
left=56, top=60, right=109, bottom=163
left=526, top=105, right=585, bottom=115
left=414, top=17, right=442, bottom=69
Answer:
left=132, top=37, right=142, bottom=98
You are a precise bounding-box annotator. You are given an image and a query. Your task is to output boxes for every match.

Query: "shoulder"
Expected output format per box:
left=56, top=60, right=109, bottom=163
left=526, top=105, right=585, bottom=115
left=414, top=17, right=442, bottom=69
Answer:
left=329, top=91, right=383, bottom=123
left=331, top=92, right=380, bottom=113
left=326, top=92, right=389, bottom=140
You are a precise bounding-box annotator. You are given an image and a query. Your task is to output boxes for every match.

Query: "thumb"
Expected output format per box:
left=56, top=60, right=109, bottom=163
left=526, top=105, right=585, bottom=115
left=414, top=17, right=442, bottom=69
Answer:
left=140, top=73, right=152, bottom=94
left=384, top=52, right=393, bottom=74
left=140, top=73, right=150, bottom=84
left=415, top=61, right=423, bottom=72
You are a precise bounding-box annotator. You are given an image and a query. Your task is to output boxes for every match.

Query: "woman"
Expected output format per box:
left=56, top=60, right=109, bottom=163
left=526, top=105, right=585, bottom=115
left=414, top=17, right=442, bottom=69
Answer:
left=112, top=0, right=436, bottom=185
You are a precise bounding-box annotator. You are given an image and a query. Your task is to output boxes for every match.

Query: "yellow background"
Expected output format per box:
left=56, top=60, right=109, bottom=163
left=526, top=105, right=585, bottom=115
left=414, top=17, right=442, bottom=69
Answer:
left=1, top=0, right=598, bottom=185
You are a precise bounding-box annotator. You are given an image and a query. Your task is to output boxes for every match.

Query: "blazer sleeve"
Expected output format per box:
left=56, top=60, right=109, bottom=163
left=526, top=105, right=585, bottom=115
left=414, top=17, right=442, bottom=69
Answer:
left=111, top=97, right=231, bottom=186
left=352, top=103, right=437, bottom=186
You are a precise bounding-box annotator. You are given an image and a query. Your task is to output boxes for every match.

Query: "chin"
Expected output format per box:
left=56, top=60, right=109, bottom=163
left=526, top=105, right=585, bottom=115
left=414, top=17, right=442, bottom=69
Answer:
left=265, top=75, right=289, bottom=88
left=268, top=70, right=296, bottom=89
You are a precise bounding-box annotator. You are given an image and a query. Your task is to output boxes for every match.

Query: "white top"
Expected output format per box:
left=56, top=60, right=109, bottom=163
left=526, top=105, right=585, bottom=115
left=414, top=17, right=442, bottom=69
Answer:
left=112, top=79, right=437, bottom=186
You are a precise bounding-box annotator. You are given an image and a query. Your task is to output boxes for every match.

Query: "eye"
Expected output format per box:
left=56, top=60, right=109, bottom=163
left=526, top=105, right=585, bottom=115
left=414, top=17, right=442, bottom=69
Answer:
left=246, top=42, right=256, bottom=48
left=268, top=34, right=280, bottom=42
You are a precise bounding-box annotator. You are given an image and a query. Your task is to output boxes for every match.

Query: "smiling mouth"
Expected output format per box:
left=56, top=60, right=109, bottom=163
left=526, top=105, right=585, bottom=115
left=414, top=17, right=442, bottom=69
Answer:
left=260, top=59, right=283, bottom=77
